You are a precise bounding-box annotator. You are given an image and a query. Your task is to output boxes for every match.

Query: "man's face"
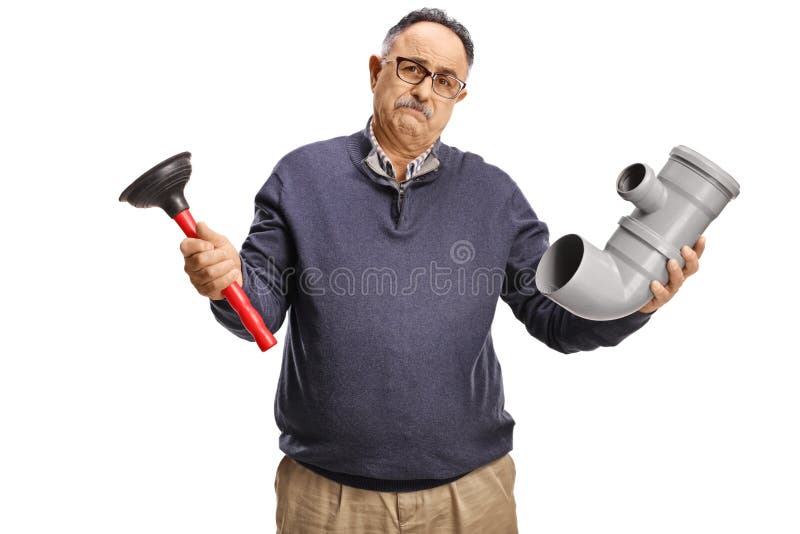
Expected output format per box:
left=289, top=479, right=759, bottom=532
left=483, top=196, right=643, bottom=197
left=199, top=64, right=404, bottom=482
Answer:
left=369, top=21, right=469, bottom=152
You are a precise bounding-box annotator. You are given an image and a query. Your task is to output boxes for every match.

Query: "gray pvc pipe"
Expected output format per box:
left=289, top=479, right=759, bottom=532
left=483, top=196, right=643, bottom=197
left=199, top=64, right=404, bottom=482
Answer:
left=534, top=145, right=740, bottom=321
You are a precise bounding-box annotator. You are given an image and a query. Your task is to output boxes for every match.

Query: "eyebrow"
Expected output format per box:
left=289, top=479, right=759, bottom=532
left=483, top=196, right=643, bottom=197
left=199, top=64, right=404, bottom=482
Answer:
left=407, top=56, right=460, bottom=78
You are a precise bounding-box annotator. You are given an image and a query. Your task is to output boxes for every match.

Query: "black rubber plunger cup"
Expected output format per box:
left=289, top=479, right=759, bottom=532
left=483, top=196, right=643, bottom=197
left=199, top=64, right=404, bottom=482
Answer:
left=119, top=152, right=277, bottom=352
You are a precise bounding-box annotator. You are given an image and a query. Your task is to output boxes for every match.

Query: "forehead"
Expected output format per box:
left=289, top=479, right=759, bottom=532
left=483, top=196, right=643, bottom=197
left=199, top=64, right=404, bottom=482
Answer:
left=389, top=21, right=468, bottom=78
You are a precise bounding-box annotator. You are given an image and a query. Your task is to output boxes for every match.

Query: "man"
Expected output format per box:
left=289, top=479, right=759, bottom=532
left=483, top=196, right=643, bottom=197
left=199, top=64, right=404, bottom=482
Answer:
left=180, top=8, right=704, bottom=533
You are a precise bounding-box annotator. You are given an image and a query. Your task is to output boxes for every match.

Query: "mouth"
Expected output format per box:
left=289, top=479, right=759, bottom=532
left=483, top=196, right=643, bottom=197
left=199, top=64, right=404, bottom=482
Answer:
left=400, top=106, right=429, bottom=120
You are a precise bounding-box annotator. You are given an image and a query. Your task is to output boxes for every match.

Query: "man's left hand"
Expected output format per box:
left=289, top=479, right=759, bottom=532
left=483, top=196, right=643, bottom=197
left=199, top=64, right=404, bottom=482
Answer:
left=638, top=235, right=706, bottom=314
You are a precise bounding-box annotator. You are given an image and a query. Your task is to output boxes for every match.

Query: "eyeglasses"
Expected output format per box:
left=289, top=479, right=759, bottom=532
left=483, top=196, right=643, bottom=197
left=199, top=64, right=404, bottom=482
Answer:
left=382, top=56, right=466, bottom=99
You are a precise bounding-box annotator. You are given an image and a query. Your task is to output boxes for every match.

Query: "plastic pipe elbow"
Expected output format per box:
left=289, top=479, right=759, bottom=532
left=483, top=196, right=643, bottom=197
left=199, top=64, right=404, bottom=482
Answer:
left=535, top=234, right=648, bottom=319
left=535, top=146, right=740, bottom=321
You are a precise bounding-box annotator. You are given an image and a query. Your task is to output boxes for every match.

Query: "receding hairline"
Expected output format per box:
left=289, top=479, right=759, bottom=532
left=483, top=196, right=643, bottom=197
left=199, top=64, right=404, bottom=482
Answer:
left=380, top=8, right=474, bottom=75
left=382, top=23, right=470, bottom=77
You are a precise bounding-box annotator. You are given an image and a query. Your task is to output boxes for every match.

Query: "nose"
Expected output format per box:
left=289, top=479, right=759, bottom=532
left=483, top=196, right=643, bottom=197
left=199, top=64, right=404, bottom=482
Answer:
left=409, top=74, right=433, bottom=101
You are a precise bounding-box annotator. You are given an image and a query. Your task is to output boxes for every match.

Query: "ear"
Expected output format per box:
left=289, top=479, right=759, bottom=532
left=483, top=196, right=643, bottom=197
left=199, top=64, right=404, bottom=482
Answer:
left=369, top=55, right=383, bottom=92
left=455, top=88, right=468, bottom=104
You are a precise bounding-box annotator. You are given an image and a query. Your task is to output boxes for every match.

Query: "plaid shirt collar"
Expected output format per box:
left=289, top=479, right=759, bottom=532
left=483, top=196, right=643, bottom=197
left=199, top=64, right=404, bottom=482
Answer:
left=368, top=116, right=437, bottom=182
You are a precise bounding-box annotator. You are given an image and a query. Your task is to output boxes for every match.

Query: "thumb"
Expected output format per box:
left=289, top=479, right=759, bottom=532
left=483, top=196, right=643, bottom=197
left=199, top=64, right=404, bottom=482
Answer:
left=195, top=221, right=228, bottom=247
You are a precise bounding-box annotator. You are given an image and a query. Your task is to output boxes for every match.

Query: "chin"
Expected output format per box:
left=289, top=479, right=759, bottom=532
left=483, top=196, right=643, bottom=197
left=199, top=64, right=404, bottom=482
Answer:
left=394, top=115, right=425, bottom=136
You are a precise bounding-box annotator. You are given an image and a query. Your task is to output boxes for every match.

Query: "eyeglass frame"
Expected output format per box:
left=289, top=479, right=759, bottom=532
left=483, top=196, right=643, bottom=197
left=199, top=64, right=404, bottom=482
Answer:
left=381, top=56, right=467, bottom=99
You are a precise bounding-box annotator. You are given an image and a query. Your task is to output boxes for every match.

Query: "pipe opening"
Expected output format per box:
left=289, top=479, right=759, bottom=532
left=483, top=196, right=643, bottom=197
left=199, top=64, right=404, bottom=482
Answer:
left=617, top=163, right=647, bottom=193
left=537, top=234, right=583, bottom=294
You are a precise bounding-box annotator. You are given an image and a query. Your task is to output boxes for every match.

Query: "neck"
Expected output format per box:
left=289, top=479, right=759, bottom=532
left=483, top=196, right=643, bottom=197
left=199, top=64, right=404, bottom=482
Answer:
left=372, top=116, right=435, bottom=176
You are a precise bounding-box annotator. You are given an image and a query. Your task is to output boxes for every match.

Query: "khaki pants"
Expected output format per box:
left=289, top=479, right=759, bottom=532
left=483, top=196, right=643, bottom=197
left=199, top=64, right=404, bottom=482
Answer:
left=274, top=453, right=518, bottom=533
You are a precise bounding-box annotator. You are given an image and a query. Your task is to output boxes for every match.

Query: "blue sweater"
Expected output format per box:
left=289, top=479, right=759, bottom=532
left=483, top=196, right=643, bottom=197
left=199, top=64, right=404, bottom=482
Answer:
left=210, top=117, right=652, bottom=490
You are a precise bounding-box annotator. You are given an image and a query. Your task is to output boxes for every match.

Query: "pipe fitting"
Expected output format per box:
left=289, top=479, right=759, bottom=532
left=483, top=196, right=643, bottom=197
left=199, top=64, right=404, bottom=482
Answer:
left=535, top=145, right=740, bottom=321
left=616, top=162, right=667, bottom=213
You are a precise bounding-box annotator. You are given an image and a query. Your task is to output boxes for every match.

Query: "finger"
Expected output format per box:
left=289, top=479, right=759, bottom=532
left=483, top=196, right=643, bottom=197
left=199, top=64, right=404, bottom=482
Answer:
left=188, top=259, right=236, bottom=286
left=681, top=245, right=700, bottom=277
left=184, top=248, right=230, bottom=274
left=180, top=237, right=214, bottom=258
left=650, top=280, right=671, bottom=308
left=199, top=268, right=241, bottom=300
left=196, top=221, right=229, bottom=248
left=665, top=258, right=684, bottom=293
left=694, top=235, right=706, bottom=260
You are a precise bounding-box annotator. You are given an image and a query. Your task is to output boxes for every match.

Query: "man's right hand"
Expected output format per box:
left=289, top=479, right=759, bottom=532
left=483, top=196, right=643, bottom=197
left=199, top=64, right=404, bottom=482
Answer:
left=180, top=222, right=243, bottom=301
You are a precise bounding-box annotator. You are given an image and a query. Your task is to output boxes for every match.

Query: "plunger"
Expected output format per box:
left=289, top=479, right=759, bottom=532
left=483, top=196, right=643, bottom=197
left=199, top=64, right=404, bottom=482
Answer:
left=119, top=151, right=277, bottom=352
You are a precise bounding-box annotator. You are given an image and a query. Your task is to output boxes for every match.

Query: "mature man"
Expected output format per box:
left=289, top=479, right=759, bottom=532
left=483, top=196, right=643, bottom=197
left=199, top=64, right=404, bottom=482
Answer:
left=180, top=8, right=703, bottom=533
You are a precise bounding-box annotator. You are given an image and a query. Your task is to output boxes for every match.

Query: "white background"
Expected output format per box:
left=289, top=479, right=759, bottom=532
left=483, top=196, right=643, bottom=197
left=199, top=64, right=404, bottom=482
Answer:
left=1, top=0, right=798, bottom=532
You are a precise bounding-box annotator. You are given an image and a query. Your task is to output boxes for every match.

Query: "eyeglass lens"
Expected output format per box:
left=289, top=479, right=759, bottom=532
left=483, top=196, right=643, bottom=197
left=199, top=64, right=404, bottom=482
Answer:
left=396, top=59, right=462, bottom=98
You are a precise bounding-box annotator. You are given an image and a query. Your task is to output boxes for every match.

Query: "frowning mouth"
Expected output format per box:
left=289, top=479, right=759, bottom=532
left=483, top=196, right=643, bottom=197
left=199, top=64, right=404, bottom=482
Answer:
left=400, top=106, right=429, bottom=120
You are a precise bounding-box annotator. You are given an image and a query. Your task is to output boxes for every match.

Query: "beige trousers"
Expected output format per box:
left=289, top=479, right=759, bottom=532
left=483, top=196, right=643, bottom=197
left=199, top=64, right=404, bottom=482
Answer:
left=274, top=453, right=518, bottom=533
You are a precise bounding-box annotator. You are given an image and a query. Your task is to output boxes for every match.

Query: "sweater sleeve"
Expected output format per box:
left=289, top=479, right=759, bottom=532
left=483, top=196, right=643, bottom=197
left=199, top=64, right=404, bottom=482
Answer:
left=209, top=172, right=296, bottom=341
left=500, top=185, right=653, bottom=354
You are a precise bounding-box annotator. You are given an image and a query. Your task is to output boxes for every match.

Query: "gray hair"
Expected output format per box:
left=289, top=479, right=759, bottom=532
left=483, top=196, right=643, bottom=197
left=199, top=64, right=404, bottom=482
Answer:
left=381, top=8, right=474, bottom=75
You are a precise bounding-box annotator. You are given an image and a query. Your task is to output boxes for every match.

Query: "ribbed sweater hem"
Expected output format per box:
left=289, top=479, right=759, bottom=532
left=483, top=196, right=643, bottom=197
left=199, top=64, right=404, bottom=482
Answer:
left=294, top=458, right=472, bottom=493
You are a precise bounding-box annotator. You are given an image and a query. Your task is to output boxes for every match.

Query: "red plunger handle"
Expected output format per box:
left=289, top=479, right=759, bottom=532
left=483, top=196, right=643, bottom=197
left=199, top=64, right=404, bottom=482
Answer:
left=174, top=208, right=277, bottom=352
